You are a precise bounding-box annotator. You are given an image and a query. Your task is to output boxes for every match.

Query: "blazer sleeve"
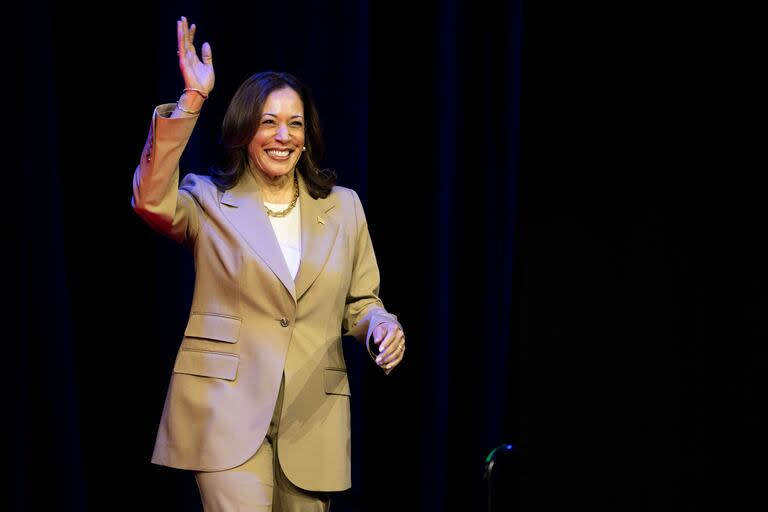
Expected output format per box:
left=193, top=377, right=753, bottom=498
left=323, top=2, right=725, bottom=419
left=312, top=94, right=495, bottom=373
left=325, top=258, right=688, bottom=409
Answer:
left=342, top=189, right=402, bottom=348
left=131, top=103, right=201, bottom=245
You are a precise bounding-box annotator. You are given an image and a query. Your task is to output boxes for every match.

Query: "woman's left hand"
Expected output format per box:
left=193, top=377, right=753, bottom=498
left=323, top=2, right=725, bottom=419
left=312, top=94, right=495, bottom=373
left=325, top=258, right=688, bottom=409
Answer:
left=372, top=322, right=406, bottom=373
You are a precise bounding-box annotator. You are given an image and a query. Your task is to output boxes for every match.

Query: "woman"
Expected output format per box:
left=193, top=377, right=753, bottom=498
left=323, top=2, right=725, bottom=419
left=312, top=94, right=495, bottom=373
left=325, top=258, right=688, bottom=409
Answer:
left=131, top=16, right=406, bottom=511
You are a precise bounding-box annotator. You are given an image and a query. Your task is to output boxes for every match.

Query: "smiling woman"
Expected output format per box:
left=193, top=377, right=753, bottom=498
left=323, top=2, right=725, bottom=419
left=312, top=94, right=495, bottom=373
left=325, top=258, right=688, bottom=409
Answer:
left=248, top=87, right=305, bottom=182
left=130, top=15, right=407, bottom=512
left=214, top=71, right=337, bottom=203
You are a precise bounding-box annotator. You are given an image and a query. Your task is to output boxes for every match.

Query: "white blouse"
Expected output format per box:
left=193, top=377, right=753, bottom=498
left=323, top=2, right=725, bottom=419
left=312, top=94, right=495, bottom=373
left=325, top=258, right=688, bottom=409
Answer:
left=263, top=198, right=302, bottom=280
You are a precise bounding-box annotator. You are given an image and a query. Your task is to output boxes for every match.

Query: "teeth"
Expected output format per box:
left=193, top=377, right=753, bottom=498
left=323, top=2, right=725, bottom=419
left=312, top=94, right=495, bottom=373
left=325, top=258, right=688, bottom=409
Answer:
left=267, top=150, right=290, bottom=157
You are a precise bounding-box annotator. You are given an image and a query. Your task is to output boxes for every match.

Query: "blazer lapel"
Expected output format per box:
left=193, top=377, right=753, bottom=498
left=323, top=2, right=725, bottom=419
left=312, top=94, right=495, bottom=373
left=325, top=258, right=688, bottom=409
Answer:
left=294, top=173, right=339, bottom=301
left=220, top=171, right=297, bottom=301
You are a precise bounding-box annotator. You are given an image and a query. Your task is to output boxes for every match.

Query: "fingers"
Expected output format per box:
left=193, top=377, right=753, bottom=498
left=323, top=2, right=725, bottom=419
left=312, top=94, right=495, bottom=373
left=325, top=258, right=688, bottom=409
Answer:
left=177, top=18, right=185, bottom=56
left=382, top=340, right=405, bottom=373
left=371, top=323, right=406, bottom=373
left=202, top=42, right=213, bottom=65
left=177, top=16, right=197, bottom=59
left=379, top=330, right=405, bottom=365
left=373, top=325, right=395, bottom=361
left=377, top=324, right=401, bottom=354
left=375, top=324, right=405, bottom=368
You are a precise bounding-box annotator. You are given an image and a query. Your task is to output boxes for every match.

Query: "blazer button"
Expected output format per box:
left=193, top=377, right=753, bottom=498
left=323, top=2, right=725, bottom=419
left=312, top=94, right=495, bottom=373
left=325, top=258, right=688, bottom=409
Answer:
left=280, top=317, right=290, bottom=327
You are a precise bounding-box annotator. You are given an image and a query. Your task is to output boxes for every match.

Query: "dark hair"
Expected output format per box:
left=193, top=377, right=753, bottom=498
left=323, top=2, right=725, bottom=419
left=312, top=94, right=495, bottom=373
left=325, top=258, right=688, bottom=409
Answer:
left=211, top=71, right=336, bottom=198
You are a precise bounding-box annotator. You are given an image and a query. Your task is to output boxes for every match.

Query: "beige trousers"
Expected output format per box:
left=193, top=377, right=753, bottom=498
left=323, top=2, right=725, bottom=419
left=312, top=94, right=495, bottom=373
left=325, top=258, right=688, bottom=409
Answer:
left=194, top=375, right=332, bottom=511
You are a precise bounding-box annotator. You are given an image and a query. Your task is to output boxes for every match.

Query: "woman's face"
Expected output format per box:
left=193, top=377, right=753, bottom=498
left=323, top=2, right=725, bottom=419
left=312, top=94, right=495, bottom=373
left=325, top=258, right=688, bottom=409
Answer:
left=248, top=87, right=306, bottom=179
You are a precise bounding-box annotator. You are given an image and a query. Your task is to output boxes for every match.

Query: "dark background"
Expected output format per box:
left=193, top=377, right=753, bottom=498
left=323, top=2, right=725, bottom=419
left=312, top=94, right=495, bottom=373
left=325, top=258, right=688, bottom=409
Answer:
left=5, top=0, right=515, bottom=511
left=519, top=1, right=768, bottom=509
left=7, top=0, right=768, bottom=510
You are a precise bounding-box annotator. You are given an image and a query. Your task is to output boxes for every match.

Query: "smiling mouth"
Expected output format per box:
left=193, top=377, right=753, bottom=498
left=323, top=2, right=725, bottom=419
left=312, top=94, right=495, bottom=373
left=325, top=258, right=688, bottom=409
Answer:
left=266, top=149, right=293, bottom=160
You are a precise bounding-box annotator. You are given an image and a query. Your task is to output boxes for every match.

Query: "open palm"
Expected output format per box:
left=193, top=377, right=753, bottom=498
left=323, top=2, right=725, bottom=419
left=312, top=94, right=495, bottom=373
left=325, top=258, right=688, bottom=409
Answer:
left=177, top=16, right=214, bottom=94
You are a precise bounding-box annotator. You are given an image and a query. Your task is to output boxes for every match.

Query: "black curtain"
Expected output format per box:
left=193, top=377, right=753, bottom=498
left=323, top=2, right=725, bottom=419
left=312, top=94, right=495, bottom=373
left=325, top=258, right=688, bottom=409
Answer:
left=367, top=1, right=519, bottom=510
left=7, top=1, right=517, bottom=511
left=520, top=1, right=768, bottom=509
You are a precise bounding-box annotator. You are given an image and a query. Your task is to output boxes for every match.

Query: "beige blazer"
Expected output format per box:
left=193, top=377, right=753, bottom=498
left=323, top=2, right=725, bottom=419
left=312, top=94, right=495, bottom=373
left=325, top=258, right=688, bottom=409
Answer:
left=131, top=104, right=400, bottom=492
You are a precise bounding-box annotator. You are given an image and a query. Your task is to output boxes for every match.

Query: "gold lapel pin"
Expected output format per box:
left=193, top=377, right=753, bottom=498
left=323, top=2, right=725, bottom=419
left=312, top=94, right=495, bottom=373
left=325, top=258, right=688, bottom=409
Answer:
left=317, top=216, right=325, bottom=225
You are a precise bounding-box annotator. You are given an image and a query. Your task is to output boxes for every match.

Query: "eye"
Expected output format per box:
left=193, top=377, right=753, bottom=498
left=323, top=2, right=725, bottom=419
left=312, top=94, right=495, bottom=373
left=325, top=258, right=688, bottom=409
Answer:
left=261, top=119, right=276, bottom=125
left=290, top=121, right=304, bottom=128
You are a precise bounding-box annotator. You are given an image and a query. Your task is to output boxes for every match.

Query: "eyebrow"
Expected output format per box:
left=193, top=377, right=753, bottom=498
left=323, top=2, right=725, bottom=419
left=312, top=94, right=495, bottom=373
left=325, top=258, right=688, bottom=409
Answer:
left=262, top=113, right=304, bottom=119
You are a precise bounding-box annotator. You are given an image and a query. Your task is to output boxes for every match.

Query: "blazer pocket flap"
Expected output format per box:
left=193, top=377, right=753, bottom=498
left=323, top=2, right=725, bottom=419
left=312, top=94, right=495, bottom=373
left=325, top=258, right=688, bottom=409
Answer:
left=173, top=349, right=239, bottom=381
left=324, top=368, right=351, bottom=396
left=184, top=313, right=242, bottom=343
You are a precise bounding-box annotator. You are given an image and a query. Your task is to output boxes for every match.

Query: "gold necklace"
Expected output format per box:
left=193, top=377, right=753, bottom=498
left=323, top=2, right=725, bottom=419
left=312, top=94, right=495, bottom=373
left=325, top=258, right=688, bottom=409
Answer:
left=264, top=172, right=299, bottom=218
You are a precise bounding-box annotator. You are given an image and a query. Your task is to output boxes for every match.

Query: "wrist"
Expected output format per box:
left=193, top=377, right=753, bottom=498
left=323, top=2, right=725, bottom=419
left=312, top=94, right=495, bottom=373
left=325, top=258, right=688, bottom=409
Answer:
left=183, top=87, right=209, bottom=100
left=177, top=92, right=205, bottom=112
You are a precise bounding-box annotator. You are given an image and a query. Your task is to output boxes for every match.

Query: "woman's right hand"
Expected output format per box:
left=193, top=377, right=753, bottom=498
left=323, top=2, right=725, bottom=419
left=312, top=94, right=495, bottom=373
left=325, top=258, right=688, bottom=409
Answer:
left=177, top=16, right=214, bottom=95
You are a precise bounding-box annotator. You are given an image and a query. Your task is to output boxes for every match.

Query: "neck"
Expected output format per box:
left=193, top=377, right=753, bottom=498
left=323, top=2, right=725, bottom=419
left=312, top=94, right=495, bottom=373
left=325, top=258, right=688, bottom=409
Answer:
left=251, top=167, right=296, bottom=203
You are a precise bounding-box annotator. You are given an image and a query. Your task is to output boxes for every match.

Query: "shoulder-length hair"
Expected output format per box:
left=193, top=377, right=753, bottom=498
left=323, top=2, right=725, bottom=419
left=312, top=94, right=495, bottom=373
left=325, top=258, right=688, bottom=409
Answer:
left=211, top=71, right=336, bottom=199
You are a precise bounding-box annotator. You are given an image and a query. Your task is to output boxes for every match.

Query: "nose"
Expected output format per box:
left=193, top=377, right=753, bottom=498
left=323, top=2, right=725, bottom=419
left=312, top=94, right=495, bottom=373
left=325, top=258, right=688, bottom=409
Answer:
left=275, top=123, right=290, bottom=142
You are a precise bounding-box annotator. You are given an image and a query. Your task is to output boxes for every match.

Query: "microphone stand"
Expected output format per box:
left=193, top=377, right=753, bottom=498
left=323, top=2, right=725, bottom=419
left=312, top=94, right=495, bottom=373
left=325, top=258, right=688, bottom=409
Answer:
left=484, top=443, right=515, bottom=512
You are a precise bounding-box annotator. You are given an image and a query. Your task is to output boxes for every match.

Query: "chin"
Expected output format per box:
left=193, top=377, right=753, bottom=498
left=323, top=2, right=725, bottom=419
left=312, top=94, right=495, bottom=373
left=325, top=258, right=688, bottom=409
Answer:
left=267, top=168, right=294, bottom=179
left=256, top=164, right=293, bottom=179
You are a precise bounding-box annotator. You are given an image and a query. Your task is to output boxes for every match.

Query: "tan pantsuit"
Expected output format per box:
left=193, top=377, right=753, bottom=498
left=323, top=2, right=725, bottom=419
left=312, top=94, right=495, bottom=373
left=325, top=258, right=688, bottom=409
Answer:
left=194, top=375, right=330, bottom=511
left=132, top=104, right=400, bottom=507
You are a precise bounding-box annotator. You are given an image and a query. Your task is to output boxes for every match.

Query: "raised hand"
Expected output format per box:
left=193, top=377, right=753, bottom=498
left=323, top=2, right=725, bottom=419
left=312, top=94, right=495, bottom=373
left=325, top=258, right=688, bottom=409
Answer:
left=177, top=16, right=214, bottom=96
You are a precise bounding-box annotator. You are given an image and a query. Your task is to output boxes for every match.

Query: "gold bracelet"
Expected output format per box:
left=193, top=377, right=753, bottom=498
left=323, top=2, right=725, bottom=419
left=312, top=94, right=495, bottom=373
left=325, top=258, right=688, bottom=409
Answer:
left=176, top=102, right=201, bottom=116
left=183, top=88, right=209, bottom=99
